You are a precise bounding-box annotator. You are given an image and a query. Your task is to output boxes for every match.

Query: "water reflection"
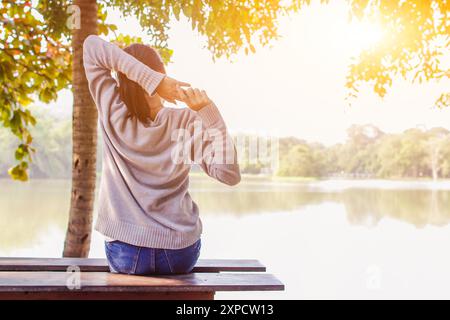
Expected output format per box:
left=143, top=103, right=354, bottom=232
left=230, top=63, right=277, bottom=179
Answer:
left=191, top=177, right=450, bottom=228
left=341, top=189, right=450, bottom=228
left=1, top=177, right=450, bottom=252
left=0, top=180, right=69, bottom=251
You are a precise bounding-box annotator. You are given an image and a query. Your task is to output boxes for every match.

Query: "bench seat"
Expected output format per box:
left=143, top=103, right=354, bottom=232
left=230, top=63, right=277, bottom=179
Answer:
left=0, top=258, right=284, bottom=300
left=0, top=257, right=266, bottom=272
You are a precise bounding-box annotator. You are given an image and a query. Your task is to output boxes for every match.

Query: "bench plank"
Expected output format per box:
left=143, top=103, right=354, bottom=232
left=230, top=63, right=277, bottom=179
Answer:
left=0, top=291, right=215, bottom=300
left=0, top=272, right=284, bottom=293
left=0, top=258, right=266, bottom=272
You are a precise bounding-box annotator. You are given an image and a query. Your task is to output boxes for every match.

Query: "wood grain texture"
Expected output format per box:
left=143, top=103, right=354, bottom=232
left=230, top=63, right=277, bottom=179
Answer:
left=0, top=258, right=266, bottom=272
left=0, top=272, right=285, bottom=293
left=0, top=292, right=215, bottom=300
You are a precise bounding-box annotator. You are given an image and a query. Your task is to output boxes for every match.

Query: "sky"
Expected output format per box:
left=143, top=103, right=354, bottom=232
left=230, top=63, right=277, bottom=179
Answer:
left=44, top=0, right=450, bottom=145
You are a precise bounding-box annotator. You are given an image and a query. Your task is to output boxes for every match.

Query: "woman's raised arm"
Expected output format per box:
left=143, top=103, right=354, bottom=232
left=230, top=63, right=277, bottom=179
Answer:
left=179, top=88, right=241, bottom=186
left=83, top=35, right=189, bottom=120
left=83, top=35, right=165, bottom=119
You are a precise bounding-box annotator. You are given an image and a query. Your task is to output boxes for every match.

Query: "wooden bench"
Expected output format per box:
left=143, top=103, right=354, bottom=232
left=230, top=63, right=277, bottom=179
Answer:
left=0, top=258, right=284, bottom=300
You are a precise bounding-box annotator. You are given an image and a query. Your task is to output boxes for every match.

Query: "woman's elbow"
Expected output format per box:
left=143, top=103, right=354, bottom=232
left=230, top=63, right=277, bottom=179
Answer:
left=221, top=167, right=241, bottom=186
left=83, top=35, right=101, bottom=58
left=84, top=34, right=99, bottom=48
left=227, top=172, right=241, bottom=186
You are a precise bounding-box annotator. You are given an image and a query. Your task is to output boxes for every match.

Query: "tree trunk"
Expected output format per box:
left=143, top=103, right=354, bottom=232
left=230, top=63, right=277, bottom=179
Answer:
left=63, top=0, right=98, bottom=257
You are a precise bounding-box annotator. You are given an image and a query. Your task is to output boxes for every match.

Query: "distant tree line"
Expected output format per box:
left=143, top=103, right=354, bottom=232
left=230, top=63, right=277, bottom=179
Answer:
left=238, top=124, right=450, bottom=180
left=2, top=112, right=450, bottom=180
left=270, top=125, right=450, bottom=180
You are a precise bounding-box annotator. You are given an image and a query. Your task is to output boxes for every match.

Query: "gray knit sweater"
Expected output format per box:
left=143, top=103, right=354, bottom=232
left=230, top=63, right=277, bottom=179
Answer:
left=83, top=35, right=240, bottom=249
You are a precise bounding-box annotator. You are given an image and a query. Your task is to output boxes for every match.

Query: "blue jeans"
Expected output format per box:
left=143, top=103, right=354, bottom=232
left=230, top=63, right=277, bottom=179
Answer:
left=104, top=239, right=201, bottom=275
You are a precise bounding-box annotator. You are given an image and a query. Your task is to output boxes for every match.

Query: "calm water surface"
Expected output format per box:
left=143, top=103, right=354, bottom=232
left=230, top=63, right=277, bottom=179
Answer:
left=2, top=176, right=450, bottom=299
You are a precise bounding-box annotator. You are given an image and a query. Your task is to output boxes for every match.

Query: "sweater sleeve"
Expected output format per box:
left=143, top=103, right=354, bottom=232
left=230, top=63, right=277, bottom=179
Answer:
left=82, top=35, right=165, bottom=121
left=191, top=102, right=241, bottom=186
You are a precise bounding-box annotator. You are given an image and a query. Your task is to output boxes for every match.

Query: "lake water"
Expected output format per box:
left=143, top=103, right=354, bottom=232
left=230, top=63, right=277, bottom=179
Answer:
left=2, top=176, right=450, bottom=299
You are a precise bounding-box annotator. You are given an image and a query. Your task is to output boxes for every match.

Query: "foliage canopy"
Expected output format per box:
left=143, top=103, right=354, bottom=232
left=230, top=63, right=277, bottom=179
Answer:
left=0, top=0, right=448, bottom=179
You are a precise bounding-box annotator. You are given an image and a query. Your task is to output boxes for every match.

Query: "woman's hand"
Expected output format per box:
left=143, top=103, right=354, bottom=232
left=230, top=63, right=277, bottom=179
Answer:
left=177, top=87, right=212, bottom=111
left=156, top=76, right=191, bottom=104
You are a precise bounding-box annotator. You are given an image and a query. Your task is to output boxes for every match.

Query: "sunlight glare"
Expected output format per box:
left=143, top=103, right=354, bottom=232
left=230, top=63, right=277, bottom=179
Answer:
left=346, top=20, right=384, bottom=52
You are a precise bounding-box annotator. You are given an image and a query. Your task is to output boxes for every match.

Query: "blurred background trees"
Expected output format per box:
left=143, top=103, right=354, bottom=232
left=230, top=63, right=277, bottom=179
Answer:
left=3, top=112, right=450, bottom=180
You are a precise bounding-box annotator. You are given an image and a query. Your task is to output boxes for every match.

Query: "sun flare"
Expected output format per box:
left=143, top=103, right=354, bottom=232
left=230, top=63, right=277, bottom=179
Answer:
left=347, top=20, right=384, bottom=52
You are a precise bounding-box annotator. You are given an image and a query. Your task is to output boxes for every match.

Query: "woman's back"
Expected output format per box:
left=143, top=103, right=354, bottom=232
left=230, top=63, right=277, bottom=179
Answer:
left=83, top=35, right=240, bottom=250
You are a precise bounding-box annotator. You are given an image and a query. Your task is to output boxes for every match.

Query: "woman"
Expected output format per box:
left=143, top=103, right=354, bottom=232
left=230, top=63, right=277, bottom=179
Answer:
left=83, top=35, right=240, bottom=275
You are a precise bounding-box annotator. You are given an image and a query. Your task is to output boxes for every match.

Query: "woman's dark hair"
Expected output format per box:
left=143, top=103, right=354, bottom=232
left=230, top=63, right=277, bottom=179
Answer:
left=118, top=43, right=166, bottom=123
